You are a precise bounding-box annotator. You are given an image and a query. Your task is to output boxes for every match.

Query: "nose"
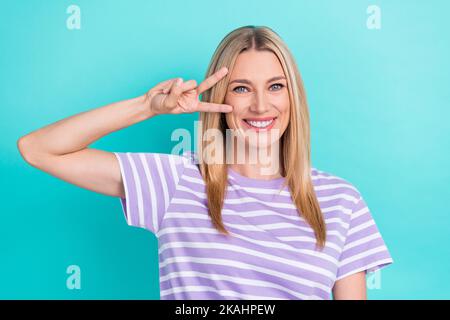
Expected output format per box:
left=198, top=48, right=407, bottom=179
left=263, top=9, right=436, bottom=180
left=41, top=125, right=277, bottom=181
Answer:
left=249, top=90, right=271, bottom=114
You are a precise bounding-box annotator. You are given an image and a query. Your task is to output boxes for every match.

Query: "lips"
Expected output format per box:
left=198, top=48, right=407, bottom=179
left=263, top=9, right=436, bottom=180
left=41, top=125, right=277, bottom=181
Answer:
left=242, top=117, right=277, bottom=131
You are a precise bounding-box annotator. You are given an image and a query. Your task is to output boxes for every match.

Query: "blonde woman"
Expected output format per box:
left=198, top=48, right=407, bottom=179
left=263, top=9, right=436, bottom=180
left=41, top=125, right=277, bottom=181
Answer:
left=17, top=25, right=393, bottom=300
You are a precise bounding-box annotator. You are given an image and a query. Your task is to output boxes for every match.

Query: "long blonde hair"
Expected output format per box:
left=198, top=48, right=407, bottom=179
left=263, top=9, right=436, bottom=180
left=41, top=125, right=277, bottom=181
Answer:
left=197, top=25, right=326, bottom=250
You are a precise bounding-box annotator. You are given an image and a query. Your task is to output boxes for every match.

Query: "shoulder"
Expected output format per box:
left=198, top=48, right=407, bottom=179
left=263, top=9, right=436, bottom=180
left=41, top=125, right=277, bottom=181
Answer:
left=151, top=150, right=196, bottom=167
left=311, top=166, right=362, bottom=207
left=180, top=150, right=198, bottom=164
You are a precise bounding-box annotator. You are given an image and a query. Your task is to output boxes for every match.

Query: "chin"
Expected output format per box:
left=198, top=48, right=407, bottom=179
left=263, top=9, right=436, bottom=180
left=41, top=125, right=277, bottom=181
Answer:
left=240, top=128, right=282, bottom=149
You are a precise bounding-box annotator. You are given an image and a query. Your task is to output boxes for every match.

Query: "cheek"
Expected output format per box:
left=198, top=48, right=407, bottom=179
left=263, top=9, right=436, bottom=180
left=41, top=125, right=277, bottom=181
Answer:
left=224, top=114, right=233, bottom=129
left=273, top=94, right=290, bottom=121
left=224, top=95, right=247, bottom=128
left=273, top=92, right=290, bottom=109
left=225, top=111, right=242, bottom=130
left=281, top=107, right=290, bottom=129
left=224, top=93, right=250, bottom=108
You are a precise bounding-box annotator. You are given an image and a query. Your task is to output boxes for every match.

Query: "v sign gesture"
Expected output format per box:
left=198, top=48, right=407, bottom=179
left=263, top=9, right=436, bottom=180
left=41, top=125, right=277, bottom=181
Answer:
left=145, top=67, right=234, bottom=115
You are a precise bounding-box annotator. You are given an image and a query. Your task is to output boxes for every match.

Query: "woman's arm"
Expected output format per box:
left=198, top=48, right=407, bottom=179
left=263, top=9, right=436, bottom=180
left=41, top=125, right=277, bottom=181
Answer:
left=17, top=95, right=154, bottom=198
left=17, top=67, right=232, bottom=198
left=332, top=271, right=367, bottom=300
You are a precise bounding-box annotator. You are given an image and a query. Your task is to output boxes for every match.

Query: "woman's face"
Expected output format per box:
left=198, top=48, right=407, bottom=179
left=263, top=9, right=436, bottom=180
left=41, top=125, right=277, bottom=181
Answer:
left=224, top=49, right=290, bottom=156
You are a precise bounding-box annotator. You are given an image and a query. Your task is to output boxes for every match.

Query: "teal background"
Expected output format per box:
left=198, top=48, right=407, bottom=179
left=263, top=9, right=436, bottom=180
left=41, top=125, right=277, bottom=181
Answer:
left=1, top=0, right=449, bottom=299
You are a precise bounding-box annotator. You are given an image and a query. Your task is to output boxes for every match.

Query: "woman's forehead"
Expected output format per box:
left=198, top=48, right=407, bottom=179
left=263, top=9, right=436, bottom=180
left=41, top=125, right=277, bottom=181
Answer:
left=233, top=50, right=283, bottom=73
left=231, top=50, right=285, bottom=79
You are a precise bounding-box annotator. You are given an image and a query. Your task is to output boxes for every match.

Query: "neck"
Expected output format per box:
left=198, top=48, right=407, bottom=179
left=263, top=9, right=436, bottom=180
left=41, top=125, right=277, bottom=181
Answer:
left=227, top=141, right=282, bottom=180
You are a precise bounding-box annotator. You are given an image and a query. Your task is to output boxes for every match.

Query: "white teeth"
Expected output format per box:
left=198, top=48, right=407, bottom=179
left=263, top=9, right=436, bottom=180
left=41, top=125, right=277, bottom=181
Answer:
left=245, top=119, right=274, bottom=128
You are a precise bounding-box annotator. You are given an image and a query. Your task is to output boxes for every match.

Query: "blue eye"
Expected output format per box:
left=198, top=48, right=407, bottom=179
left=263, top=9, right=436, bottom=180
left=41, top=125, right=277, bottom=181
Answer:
left=232, top=83, right=285, bottom=93
left=233, top=86, right=248, bottom=93
left=270, top=83, right=284, bottom=91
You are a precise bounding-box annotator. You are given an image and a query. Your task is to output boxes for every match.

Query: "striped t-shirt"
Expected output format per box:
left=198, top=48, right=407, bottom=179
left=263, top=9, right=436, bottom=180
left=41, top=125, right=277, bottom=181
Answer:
left=114, top=150, right=393, bottom=300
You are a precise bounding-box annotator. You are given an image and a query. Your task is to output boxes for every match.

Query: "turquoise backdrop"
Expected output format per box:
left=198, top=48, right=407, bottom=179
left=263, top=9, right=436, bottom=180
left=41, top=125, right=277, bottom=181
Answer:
left=1, top=0, right=449, bottom=299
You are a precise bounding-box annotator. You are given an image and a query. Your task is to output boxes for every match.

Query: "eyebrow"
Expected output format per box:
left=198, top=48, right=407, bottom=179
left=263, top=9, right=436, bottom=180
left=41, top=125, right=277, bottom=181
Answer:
left=228, top=76, right=287, bottom=85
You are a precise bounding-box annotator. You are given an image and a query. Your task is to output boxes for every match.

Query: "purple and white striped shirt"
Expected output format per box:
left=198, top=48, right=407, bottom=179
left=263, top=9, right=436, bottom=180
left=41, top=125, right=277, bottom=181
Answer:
left=114, top=150, right=393, bottom=300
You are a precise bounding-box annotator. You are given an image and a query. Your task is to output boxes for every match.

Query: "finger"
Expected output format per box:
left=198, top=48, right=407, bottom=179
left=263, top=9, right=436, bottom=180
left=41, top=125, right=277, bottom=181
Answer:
left=197, top=67, right=228, bottom=95
left=156, top=78, right=197, bottom=94
left=164, top=78, right=184, bottom=107
left=162, top=79, right=196, bottom=94
left=180, top=79, right=197, bottom=92
left=162, top=79, right=178, bottom=94
left=153, top=78, right=176, bottom=92
left=196, top=101, right=233, bottom=113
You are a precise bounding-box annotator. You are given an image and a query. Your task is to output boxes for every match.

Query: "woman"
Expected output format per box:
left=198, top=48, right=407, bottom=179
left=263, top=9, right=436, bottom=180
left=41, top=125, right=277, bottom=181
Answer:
left=17, top=25, right=393, bottom=300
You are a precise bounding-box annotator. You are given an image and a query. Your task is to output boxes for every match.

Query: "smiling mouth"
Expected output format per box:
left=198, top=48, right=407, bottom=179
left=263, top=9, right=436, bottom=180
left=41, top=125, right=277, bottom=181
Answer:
left=242, top=117, right=277, bottom=130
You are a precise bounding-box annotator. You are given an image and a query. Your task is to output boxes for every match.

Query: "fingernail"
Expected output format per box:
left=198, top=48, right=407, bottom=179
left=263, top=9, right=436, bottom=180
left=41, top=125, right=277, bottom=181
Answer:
left=177, top=78, right=183, bottom=86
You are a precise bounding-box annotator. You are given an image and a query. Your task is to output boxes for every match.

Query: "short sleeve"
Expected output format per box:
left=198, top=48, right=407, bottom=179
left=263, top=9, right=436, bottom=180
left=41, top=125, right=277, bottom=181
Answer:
left=335, top=194, right=394, bottom=281
left=113, top=151, right=191, bottom=234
